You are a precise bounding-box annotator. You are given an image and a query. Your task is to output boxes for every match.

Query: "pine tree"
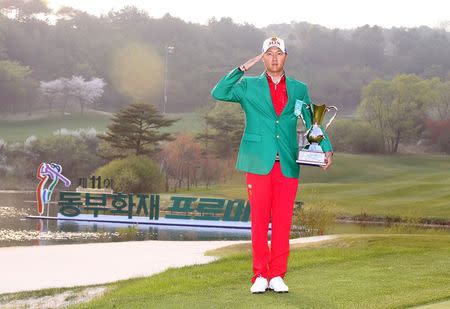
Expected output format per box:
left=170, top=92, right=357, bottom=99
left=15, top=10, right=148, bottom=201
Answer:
left=98, top=103, right=177, bottom=158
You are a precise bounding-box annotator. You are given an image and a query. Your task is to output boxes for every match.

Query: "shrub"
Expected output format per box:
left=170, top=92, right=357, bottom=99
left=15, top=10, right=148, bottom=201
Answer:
left=36, top=134, right=103, bottom=180
left=424, top=118, right=450, bottom=154
left=115, top=225, right=139, bottom=241
left=291, top=201, right=336, bottom=237
left=0, top=132, right=105, bottom=189
left=328, top=118, right=384, bottom=153
left=94, top=155, right=165, bottom=193
left=3, top=133, right=103, bottom=181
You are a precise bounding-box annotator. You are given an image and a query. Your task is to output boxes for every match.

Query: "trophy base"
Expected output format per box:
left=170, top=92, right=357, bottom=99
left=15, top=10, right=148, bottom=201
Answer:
left=296, top=150, right=326, bottom=167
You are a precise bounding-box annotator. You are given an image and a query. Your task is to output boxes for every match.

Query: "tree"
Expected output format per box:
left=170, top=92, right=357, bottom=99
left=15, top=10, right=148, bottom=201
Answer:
left=351, top=25, right=385, bottom=69
left=3, top=133, right=102, bottom=180
left=39, top=76, right=106, bottom=113
left=0, top=60, right=36, bottom=114
left=98, top=103, right=177, bottom=159
left=358, top=75, right=427, bottom=153
left=161, top=133, right=202, bottom=191
left=199, top=102, right=244, bottom=159
left=328, top=119, right=384, bottom=153
left=1, top=7, right=450, bottom=115
left=423, top=77, right=450, bottom=120
left=94, top=155, right=165, bottom=193
left=424, top=118, right=450, bottom=154
left=39, top=79, right=64, bottom=112
left=196, top=117, right=220, bottom=187
left=0, top=0, right=50, bottom=21
left=68, top=75, right=105, bottom=114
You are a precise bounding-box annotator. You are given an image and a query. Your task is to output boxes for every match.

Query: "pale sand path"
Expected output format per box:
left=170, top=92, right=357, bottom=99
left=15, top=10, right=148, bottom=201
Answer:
left=0, top=235, right=338, bottom=294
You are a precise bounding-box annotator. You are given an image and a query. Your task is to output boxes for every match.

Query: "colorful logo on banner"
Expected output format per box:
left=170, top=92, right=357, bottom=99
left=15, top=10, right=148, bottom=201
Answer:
left=36, top=163, right=71, bottom=215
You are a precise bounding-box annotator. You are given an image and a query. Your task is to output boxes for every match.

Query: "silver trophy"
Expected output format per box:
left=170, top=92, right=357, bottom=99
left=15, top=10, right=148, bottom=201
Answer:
left=295, top=101, right=338, bottom=166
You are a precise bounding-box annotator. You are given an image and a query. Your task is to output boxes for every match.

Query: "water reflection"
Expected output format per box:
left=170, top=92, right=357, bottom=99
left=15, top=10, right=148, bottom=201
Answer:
left=0, top=191, right=252, bottom=247
left=0, top=207, right=29, bottom=218
left=58, top=220, right=254, bottom=241
left=0, top=191, right=448, bottom=248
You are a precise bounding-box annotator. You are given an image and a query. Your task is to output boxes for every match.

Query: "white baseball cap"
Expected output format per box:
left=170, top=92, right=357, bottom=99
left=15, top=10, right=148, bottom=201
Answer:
left=262, top=36, right=286, bottom=53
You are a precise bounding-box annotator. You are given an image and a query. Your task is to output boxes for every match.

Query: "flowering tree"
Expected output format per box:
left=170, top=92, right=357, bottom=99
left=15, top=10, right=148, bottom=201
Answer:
left=39, top=76, right=106, bottom=113
left=68, top=76, right=106, bottom=114
left=39, top=79, right=64, bottom=112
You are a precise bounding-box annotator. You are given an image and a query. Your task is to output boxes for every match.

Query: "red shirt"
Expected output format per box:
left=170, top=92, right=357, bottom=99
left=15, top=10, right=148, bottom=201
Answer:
left=266, top=72, right=288, bottom=116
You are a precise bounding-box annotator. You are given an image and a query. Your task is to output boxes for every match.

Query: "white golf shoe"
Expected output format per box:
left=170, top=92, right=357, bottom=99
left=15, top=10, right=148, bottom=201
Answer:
left=268, top=276, right=289, bottom=293
left=250, top=276, right=268, bottom=294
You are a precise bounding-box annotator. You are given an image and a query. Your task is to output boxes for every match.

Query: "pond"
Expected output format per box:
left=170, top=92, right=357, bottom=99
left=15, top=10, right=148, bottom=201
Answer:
left=0, top=191, right=448, bottom=247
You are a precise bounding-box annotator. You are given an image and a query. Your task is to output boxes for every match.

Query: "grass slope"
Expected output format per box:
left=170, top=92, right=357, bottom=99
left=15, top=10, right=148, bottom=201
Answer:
left=70, top=234, right=450, bottom=309
left=0, top=110, right=112, bottom=142
left=185, top=153, right=450, bottom=219
left=0, top=110, right=204, bottom=142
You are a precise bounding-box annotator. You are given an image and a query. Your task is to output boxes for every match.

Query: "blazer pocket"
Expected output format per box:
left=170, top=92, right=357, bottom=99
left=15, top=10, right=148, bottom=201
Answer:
left=242, top=132, right=262, bottom=142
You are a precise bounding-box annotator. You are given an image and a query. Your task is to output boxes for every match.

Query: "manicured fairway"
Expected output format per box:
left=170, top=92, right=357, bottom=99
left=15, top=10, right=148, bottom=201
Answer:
left=71, top=234, right=450, bottom=309
left=0, top=111, right=112, bottom=142
left=186, top=153, right=450, bottom=220
left=0, top=111, right=203, bottom=142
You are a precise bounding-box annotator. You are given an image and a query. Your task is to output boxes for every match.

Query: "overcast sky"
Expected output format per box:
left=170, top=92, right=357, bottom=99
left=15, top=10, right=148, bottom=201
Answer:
left=47, top=0, right=450, bottom=29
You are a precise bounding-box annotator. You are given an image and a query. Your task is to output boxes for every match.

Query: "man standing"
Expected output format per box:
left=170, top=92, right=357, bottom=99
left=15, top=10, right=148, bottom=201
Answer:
left=211, top=37, right=333, bottom=294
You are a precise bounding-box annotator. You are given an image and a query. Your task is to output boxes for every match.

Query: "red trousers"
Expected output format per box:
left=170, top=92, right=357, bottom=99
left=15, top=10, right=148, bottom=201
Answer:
left=246, top=161, right=299, bottom=283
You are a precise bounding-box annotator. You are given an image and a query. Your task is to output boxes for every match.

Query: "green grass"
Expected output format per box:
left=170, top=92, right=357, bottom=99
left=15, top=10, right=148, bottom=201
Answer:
left=0, top=110, right=204, bottom=142
left=0, top=110, right=112, bottom=142
left=183, top=153, right=450, bottom=220
left=166, top=112, right=205, bottom=135
left=300, top=153, right=450, bottom=219
left=67, top=234, right=450, bottom=308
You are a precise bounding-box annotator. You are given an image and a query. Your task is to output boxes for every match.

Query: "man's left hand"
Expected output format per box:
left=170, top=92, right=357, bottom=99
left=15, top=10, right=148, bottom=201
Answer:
left=321, top=152, right=333, bottom=170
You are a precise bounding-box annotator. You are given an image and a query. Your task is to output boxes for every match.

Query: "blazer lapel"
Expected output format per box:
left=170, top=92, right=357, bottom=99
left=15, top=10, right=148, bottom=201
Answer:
left=258, top=73, right=277, bottom=118
left=281, top=76, right=295, bottom=116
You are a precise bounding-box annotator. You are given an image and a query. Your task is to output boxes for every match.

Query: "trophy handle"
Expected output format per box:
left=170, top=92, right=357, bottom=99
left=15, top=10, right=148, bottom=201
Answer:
left=324, top=106, right=338, bottom=131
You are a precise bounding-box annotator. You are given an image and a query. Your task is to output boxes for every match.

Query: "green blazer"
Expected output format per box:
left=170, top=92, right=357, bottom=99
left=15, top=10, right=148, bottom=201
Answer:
left=211, top=67, right=333, bottom=178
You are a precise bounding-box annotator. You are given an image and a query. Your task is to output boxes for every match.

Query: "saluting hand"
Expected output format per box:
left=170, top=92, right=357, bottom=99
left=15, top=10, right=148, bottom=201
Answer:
left=239, top=52, right=264, bottom=72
